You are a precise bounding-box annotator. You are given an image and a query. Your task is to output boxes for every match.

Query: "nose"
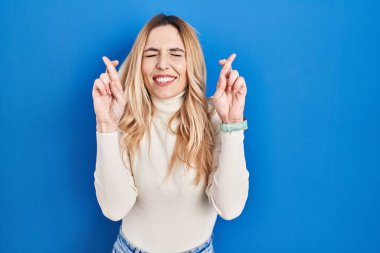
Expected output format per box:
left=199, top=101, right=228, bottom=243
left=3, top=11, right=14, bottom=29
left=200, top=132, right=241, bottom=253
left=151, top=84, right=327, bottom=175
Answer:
left=156, top=55, right=170, bottom=70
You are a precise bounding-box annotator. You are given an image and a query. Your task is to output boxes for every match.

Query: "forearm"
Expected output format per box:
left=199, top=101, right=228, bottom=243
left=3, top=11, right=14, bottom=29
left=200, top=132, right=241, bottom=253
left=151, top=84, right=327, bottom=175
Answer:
left=206, top=130, right=250, bottom=220
left=94, top=131, right=138, bottom=221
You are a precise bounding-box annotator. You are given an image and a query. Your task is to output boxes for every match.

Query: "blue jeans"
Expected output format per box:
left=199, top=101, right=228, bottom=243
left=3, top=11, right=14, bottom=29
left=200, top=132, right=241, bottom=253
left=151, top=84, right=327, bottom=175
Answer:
left=112, top=225, right=215, bottom=253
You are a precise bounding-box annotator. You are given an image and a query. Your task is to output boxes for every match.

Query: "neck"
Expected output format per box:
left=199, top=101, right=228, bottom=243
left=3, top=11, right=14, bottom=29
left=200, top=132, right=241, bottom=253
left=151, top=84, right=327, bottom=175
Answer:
left=150, top=89, right=187, bottom=115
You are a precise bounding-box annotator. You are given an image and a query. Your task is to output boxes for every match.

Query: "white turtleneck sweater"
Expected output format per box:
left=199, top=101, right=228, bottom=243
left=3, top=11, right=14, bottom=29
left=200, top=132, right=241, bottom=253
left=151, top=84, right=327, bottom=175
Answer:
left=94, top=90, right=249, bottom=253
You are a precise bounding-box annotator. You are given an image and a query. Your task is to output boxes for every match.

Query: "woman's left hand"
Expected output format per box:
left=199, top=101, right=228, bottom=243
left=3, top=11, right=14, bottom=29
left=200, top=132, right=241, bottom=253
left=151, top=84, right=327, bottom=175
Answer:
left=212, top=53, right=247, bottom=123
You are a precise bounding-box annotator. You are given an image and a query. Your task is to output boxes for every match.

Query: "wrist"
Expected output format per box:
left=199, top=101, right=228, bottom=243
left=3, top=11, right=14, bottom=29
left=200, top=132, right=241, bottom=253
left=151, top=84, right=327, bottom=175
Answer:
left=96, top=122, right=118, bottom=133
left=220, top=117, right=248, bottom=132
left=221, top=116, right=245, bottom=124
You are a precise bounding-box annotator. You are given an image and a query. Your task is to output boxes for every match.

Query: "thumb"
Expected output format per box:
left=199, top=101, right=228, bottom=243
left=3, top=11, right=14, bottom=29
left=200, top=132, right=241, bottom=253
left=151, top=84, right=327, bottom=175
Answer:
left=112, top=60, right=119, bottom=67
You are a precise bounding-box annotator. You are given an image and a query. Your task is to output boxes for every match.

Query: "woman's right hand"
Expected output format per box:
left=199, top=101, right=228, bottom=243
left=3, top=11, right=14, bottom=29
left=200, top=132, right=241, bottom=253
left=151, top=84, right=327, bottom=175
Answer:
left=92, top=56, right=127, bottom=132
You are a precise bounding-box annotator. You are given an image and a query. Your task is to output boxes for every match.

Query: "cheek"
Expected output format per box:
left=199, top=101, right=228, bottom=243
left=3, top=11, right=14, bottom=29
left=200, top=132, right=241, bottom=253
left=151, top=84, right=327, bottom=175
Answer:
left=175, top=61, right=187, bottom=86
left=176, top=60, right=187, bottom=76
left=141, top=62, right=148, bottom=75
left=141, top=60, right=155, bottom=75
left=141, top=62, right=152, bottom=88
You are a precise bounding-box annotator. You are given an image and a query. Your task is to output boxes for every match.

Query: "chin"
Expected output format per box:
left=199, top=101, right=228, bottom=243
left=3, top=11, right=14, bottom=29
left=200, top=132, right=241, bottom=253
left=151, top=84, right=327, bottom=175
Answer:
left=149, top=87, right=179, bottom=99
left=156, top=91, right=176, bottom=99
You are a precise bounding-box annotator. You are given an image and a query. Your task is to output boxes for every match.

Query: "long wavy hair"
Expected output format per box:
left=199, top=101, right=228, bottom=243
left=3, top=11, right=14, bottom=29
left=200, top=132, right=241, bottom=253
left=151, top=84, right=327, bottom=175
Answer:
left=117, top=13, right=216, bottom=186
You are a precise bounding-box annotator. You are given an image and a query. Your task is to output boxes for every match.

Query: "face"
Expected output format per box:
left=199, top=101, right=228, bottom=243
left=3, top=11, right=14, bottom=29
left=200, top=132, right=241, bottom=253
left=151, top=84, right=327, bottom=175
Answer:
left=141, top=25, right=187, bottom=99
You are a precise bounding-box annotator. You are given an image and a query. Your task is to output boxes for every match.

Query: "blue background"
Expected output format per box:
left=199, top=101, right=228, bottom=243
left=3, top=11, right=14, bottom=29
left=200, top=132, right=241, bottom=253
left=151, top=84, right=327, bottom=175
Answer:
left=1, top=0, right=379, bottom=252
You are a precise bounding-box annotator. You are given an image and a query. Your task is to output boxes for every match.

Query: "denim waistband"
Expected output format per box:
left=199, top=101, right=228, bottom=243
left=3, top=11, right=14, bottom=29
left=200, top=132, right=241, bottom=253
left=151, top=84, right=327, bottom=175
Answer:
left=116, top=225, right=214, bottom=253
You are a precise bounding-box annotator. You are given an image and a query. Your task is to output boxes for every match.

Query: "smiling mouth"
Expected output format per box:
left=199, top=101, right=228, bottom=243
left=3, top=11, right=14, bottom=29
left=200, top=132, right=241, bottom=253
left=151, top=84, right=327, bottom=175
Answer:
left=153, top=77, right=177, bottom=87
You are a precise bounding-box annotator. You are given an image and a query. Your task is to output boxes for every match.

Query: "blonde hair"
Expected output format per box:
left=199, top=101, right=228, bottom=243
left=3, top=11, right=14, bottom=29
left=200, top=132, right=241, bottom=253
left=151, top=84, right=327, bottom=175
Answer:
left=117, top=13, right=216, bottom=186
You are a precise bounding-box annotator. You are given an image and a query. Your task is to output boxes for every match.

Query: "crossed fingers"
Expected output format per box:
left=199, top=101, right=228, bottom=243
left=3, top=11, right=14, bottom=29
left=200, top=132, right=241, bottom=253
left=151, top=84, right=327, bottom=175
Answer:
left=94, top=56, right=124, bottom=102
left=218, top=53, right=245, bottom=94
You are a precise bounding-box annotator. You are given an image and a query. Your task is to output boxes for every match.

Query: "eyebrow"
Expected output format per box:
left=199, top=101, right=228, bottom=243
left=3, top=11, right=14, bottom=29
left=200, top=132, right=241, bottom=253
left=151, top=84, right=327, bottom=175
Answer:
left=143, top=47, right=185, bottom=53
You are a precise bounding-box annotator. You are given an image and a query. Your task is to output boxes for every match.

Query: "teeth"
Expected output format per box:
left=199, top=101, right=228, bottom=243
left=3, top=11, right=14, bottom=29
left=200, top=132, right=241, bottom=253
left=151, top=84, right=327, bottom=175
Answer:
left=155, top=77, right=175, bottom=83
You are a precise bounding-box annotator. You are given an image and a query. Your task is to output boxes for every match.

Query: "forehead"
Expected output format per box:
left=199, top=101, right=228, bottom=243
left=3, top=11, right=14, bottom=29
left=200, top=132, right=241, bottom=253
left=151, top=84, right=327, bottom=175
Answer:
left=145, top=25, right=184, bottom=49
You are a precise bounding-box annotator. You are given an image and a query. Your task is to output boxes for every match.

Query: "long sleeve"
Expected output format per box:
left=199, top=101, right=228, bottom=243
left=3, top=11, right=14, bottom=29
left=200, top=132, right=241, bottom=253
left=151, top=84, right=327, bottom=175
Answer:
left=205, top=115, right=250, bottom=220
left=94, top=131, right=138, bottom=221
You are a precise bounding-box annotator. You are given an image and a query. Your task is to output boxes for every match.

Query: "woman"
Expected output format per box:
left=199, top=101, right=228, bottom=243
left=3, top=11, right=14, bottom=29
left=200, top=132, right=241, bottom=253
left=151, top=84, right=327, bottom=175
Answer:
left=92, top=13, right=249, bottom=253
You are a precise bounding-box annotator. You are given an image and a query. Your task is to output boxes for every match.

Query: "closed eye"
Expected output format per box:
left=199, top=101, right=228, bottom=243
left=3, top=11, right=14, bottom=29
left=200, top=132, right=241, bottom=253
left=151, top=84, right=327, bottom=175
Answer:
left=145, top=54, right=182, bottom=57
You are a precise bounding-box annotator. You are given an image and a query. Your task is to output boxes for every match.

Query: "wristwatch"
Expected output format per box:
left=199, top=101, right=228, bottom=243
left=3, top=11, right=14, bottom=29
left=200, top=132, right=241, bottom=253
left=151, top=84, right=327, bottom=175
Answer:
left=220, top=118, right=248, bottom=132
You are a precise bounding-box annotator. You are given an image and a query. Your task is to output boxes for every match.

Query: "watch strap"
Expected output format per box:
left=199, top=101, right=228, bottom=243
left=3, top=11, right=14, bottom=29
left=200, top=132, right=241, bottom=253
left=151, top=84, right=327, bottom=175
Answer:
left=220, top=119, right=248, bottom=132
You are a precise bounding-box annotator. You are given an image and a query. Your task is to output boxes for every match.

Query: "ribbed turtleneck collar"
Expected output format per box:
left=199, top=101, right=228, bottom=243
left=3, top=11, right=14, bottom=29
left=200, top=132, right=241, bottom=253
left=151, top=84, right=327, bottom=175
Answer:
left=151, top=89, right=187, bottom=115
